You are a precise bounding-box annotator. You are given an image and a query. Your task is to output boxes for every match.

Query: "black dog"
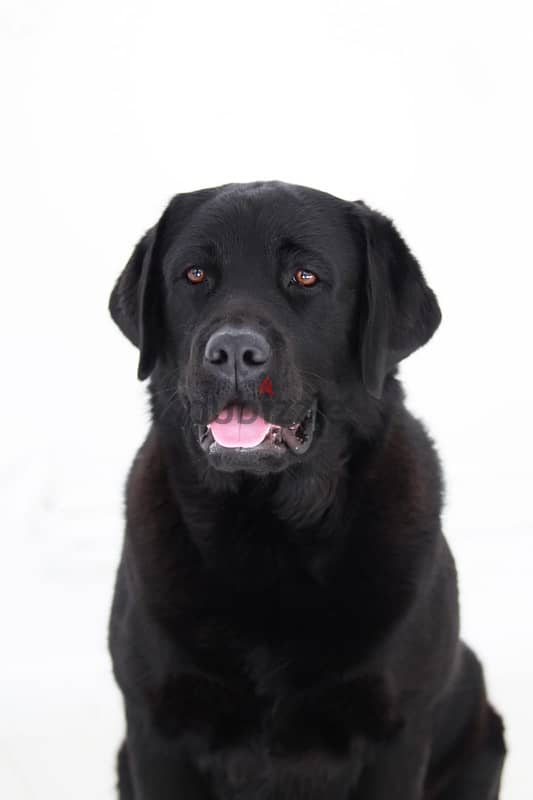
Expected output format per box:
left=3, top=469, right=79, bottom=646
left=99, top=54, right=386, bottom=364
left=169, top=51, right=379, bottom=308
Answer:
left=108, top=181, right=506, bottom=799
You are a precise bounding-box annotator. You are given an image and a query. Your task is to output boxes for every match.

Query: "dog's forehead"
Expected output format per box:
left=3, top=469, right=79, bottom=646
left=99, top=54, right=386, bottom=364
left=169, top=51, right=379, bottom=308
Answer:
left=168, top=182, right=354, bottom=261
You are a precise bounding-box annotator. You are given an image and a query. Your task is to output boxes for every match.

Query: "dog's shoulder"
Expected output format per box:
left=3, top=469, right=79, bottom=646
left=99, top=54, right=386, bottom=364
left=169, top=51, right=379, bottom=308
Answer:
left=360, top=404, right=444, bottom=531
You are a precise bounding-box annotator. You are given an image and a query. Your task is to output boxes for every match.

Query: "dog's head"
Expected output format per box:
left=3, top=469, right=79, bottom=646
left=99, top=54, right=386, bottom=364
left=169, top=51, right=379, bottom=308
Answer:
left=110, top=182, right=440, bottom=475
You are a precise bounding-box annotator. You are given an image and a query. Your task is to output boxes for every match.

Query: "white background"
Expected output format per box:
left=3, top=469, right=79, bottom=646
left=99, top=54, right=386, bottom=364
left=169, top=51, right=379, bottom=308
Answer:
left=1, top=1, right=532, bottom=797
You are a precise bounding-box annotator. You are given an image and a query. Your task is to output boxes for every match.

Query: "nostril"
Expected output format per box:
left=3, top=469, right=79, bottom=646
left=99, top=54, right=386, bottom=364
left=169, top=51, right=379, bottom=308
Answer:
left=208, top=347, right=228, bottom=365
left=204, top=327, right=271, bottom=375
left=242, top=348, right=268, bottom=366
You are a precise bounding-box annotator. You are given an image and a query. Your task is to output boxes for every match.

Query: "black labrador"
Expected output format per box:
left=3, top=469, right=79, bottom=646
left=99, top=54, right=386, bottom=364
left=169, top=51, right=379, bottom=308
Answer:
left=108, top=181, right=506, bottom=799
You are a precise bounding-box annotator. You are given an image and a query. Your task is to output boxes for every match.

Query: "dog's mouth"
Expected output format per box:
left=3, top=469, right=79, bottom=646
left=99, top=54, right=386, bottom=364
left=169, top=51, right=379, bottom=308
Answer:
left=196, top=401, right=317, bottom=457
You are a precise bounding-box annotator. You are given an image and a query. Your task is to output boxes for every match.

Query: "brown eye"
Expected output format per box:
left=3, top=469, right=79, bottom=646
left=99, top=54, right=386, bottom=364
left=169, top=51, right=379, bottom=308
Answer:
left=292, top=268, right=318, bottom=287
left=185, top=266, right=206, bottom=284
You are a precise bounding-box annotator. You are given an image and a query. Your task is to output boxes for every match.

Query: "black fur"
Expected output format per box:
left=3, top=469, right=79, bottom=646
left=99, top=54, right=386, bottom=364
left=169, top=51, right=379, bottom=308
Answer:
left=108, top=181, right=506, bottom=799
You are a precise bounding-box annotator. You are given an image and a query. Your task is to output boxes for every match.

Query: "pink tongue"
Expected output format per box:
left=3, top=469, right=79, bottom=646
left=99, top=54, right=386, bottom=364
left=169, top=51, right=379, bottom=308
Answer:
left=209, top=404, right=271, bottom=448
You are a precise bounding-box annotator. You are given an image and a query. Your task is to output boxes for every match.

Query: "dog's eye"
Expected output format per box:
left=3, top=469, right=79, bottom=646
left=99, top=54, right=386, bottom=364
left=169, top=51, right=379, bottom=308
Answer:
left=185, top=266, right=206, bottom=284
left=291, top=268, right=319, bottom=287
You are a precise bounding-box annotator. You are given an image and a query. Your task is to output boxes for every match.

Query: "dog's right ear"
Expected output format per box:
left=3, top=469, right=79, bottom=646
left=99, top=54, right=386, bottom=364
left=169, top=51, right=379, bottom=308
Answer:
left=109, top=224, right=161, bottom=381
left=109, top=188, right=221, bottom=380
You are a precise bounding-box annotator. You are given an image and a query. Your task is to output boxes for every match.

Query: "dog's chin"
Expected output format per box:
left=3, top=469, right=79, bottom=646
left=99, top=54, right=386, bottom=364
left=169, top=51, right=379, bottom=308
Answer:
left=195, top=400, right=317, bottom=474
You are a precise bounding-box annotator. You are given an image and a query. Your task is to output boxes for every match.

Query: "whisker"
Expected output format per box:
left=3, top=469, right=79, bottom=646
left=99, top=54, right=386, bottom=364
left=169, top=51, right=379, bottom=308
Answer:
left=158, top=388, right=180, bottom=420
left=298, top=367, right=336, bottom=385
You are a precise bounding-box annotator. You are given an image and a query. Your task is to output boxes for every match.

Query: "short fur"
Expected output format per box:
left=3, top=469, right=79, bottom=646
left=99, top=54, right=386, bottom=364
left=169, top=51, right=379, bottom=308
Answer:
left=108, top=181, right=506, bottom=799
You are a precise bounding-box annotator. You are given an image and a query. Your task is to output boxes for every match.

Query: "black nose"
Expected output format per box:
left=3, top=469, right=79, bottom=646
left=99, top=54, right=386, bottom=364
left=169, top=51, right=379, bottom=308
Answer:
left=204, top=325, right=271, bottom=383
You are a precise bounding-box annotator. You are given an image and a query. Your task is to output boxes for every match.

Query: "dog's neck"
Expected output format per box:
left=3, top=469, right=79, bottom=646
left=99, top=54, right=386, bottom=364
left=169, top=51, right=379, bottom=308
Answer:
left=146, top=395, right=393, bottom=583
left=123, top=376, right=442, bottom=652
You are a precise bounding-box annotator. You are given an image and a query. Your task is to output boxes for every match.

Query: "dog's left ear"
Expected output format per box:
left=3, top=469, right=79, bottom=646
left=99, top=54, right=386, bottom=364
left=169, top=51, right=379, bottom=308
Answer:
left=351, top=202, right=442, bottom=399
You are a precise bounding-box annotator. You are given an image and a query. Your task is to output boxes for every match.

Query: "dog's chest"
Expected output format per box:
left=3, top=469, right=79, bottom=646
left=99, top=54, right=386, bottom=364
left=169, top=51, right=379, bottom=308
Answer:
left=182, top=557, right=360, bottom=695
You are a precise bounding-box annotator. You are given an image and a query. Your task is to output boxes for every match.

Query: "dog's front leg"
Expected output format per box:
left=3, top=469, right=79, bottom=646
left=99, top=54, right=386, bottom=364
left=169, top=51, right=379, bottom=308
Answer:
left=266, top=674, right=403, bottom=763
left=355, top=716, right=432, bottom=799
left=120, top=674, right=265, bottom=799
left=266, top=679, right=430, bottom=800
left=122, top=702, right=214, bottom=800
left=146, top=672, right=265, bottom=748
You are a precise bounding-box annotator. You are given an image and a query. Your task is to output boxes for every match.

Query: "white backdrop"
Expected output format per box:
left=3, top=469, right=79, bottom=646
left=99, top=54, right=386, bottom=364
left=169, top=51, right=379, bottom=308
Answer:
left=1, top=1, right=532, bottom=798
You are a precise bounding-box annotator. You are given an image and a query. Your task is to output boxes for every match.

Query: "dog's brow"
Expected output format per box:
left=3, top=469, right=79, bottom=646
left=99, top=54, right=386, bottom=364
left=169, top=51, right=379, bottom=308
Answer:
left=169, top=240, right=219, bottom=264
left=275, top=238, right=333, bottom=274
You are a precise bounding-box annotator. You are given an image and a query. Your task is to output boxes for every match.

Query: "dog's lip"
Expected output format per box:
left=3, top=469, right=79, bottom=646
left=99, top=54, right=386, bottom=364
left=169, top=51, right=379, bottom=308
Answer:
left=196, top=401, right=317, bottom=456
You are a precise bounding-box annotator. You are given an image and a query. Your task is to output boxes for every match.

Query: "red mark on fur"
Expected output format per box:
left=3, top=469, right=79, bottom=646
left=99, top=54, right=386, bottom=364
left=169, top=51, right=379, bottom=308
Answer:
left=258, top=376, right=274, bottom=397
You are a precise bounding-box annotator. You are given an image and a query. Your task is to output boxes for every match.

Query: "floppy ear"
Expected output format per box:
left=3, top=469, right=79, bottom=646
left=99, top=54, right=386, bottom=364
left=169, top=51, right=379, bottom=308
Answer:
left=109, top=189, right=221, bottom=380
left=109, top=225, right=162, bottom=381
left=352, top=202, right=442, bottom=399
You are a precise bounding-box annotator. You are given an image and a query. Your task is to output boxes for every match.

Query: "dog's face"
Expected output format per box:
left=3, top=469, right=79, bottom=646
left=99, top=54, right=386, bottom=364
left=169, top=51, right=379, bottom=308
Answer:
left=110, top=182, right=440, bottom=475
